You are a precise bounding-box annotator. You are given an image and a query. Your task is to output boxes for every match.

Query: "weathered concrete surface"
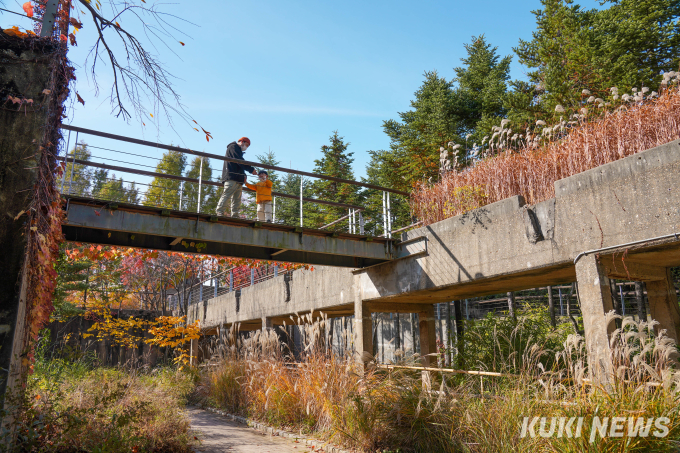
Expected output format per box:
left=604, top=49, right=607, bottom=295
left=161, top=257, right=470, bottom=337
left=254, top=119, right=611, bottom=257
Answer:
left=0, top=35, right=62, bottom=400
left=63, top=198, right=393, bottom=268
left=189, top=140, right=680, bottom=374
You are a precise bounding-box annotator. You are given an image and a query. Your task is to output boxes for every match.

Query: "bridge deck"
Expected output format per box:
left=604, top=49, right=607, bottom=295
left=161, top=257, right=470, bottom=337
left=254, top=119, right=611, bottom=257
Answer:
left=63, top=197, right=397, bottom=267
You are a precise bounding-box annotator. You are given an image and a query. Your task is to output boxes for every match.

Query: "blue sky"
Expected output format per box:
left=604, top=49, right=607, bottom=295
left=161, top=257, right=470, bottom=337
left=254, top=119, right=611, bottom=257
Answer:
left=5, top=0, right=600, bottom=182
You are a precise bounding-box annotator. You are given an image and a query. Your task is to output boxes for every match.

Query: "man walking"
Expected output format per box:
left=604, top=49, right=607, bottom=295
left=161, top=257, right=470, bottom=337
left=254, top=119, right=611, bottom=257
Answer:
left=216, top=137, right=257, bottom=217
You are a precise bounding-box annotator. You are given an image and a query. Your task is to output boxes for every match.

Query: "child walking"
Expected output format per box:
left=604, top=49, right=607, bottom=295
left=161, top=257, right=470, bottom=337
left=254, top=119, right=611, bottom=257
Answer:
left=245, top=170, right=274, bottom=222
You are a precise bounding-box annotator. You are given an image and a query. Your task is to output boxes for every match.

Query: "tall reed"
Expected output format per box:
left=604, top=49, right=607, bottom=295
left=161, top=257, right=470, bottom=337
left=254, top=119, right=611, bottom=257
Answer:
left=412, top=88, right=680, bottom=225
left=197, top=312, right=680, bottom=452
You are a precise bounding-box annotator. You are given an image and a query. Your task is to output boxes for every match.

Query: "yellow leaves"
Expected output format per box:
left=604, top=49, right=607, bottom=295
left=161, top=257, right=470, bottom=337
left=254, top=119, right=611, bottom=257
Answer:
left=115, top=21, right=121, bottom=28
left=149, top=113, right=154, bottom=118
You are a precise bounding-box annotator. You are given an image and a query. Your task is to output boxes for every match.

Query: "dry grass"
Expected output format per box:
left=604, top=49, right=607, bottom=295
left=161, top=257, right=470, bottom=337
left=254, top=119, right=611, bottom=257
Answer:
left=412, top=88, right=680, bottom=225
left=196, top=313, right=680, bottom=452
left=4, top=356, right=197, bottom=453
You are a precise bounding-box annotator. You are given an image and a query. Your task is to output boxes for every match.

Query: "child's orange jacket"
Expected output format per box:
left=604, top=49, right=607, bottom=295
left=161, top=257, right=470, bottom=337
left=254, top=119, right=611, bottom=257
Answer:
left=244, top=180, right=273, bottom=203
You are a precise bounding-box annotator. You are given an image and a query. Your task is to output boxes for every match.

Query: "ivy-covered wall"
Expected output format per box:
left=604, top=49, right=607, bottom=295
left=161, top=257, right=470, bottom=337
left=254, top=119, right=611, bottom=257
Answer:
left=0, top=31, right=69, bottom=402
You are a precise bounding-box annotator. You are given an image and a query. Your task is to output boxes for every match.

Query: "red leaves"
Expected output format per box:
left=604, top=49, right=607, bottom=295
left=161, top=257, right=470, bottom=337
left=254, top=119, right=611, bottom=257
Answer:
left=201, top=127, right=212, bottom=142
left=69, top=17, right=83, bottom=30
left=179, top=41, right=185, bottom=46
left=68, top=33, right=77, bottom=46
left=76, top=92, right=85, bottom=105
left=23, top=2, right=33, bottom=17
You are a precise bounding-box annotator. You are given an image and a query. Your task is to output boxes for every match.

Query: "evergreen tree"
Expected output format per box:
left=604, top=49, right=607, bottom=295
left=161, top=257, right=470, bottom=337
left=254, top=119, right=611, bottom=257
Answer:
left=184, top=157, right=215, bottom=213
left=63, top=141, right=93, bottom=196
left=514, top=0, right=680, bottom=118
left=91, top=168, right=109, bottom=199
left=52, top=245, right=91, bottom=319
left=143, top=150, right=187, bottom=209
left=274, top=173, right=313, bottom=227
left=382, top=71, right=460, bottom=189
left=309, top=132, right=360, bottom=229
left=454, top=35, right=512, bottom=146
left=99, top=175, right=139, bottom=203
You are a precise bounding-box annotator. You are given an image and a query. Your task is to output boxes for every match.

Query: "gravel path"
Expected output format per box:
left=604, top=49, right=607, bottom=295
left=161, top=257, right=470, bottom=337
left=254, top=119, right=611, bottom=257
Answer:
left=187, top=407, right=314, bottom=453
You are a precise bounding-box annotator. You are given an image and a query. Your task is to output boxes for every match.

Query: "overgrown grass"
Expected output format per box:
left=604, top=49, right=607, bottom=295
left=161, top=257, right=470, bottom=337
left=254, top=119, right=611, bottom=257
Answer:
left=196, top=312, right=680, bottom=452
left=412, top=87, right=680, bottom=224
left=2, top=336, right=198, bottom=453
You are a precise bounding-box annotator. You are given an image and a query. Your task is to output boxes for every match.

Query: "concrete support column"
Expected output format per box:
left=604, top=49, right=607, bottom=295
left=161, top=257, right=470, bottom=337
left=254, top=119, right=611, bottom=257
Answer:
left=353, top=277, right=373, bottom=366
left=190, top=338, right=200, bottom=366
left=418, top=305, right=437, bottom=366
left=262, top=316, right=273, bottom=331
left=575, top=255, right=615, bottom=384
left=419, top=305, right=437, bottom=391
left=645, top=268, right=680, bottom=342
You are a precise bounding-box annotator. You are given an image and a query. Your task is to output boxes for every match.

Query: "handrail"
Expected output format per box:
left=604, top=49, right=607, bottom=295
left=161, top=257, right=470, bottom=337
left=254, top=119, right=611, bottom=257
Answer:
left=61, top=125, right=410, bottom=196
left=57, top=156, right=363, bottom=210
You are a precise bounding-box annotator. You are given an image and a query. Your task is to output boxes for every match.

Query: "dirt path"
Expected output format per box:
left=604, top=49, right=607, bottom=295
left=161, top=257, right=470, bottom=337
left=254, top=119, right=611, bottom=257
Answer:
left=187, top=407, right=314, bottom=453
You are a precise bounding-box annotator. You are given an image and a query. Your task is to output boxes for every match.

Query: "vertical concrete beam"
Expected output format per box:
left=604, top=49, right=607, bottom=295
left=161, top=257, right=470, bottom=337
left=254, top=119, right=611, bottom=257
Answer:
left=190, top=338, right=201, bottom=366
left=419, top=305, right=437, bottom=391
left=262, top=317, right=273, bottom=331
left=575, top=255, right=615, bottom=384
left=353, top=276, right=373, bottom=366
left=646, top=268, right=680, bottom=342
left=418, top=305, right=437, bottom=367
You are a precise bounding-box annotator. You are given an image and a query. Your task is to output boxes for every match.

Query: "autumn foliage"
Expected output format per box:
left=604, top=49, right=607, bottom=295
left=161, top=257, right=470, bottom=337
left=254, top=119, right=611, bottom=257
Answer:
left=412, top=87, right=680, bottom=225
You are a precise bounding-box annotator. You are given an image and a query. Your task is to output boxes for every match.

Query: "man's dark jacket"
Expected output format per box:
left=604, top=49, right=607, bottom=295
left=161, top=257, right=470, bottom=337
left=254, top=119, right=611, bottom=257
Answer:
left=221, top=141, right=255, bottom=183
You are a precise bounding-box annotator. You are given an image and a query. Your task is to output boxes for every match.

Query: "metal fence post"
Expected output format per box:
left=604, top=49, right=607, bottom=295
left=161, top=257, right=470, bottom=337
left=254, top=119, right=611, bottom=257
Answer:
left=197, top=157, right=203, bottom=213
left=619, top=284, right=626, bottom=316
left=178, top=182, right=183, bottom=211
left=67, top=132, right=78, bottom=195
left=214, top=277, right=218, bottom=298
left=359, top=211, right=365, bottom=235
left=382, top=191, right=387, bottom=237
left=60, top=130, right=71, bottom=193
left=386, top=192, right=392, bottom=238
left=250, top=268, right=254, bottom=286
left=274, top=265, right=278, bottom=277
left=299, top=176, right=303, bottom=227
left=558, top=288, right=563, bottom=316
left=273, top=197, right=277, bottom=223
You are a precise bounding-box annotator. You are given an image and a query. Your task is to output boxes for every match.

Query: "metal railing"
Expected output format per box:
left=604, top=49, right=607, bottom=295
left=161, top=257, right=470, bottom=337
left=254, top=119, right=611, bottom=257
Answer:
left=58, top=125, right=411, bottom=237
left=168, top=263, right=294, bottom=309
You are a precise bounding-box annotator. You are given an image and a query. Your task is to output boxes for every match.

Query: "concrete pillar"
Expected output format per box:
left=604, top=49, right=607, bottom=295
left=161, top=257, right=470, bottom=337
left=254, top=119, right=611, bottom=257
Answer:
left=262, top=316, right=273, bottom=331
left=575, top=255, right=615, bottom=384
left=353, top=281, right=373, bottom=366
left=190, top=338, right=202, bottom=366
left=645, top=268, right=680, bottom=342
left=418, top=305, right=437, bottom=367
left=419, top=305, right=437, bottom=391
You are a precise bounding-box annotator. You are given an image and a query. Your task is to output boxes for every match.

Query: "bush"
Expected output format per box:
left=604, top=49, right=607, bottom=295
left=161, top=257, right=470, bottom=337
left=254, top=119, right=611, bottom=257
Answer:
left=2, top=336, right=197, bottom=453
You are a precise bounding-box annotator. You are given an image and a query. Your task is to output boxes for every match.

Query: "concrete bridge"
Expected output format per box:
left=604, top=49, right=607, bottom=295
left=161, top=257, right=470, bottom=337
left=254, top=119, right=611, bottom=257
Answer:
left=188, top=140, right=680, bottom=382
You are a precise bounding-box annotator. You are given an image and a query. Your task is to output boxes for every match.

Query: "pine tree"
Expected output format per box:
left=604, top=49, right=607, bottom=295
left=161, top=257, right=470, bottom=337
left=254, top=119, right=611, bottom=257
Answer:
left=91, top=168, right=109, bottom=199
left=514, top=0, right=680, bottom=118
left=308, top=132, right=360, bottom=229
left=99, top=176, right=139, bottom=203
left=184, top=157, right=215, bottom=213
left=454, top=35, right=512, bottom=146
left=382, top=71, right=460, bottom=189
left=143, top=150, right=187, bottom=209
left=63, top=141, right=93, bottom=196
